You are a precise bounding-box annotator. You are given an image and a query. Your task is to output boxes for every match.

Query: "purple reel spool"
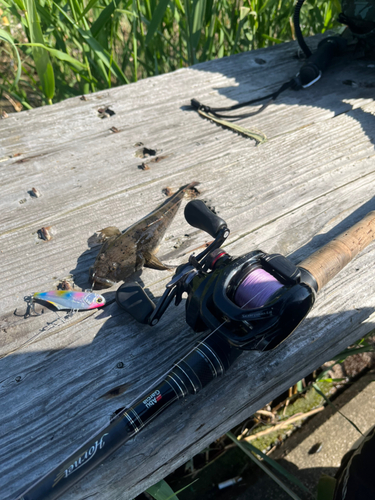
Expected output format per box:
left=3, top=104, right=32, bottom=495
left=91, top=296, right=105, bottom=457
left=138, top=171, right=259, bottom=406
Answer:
left=234, top=268, right=284, bottom=309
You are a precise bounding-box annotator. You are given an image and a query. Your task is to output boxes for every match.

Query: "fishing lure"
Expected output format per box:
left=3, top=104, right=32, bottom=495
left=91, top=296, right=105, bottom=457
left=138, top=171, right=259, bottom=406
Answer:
left=32, top=290, right=106, bottom=311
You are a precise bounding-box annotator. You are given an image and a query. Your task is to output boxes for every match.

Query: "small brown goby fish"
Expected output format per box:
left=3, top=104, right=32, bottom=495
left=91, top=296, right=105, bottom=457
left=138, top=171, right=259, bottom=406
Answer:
left=90, top=182, right=199, bottom=288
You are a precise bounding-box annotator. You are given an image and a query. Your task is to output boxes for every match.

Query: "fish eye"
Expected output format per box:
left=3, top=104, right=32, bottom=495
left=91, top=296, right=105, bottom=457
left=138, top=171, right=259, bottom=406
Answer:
left=96, top=297, right=103, bottom=303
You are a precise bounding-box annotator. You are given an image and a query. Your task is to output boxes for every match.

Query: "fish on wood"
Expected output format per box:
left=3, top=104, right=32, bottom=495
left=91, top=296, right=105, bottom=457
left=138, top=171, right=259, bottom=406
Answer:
left=90, top=182, right=199, bottom=288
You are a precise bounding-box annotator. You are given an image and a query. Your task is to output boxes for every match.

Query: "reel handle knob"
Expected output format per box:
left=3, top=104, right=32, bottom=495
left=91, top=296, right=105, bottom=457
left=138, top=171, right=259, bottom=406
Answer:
left=184, top=200, right=227, bottom=237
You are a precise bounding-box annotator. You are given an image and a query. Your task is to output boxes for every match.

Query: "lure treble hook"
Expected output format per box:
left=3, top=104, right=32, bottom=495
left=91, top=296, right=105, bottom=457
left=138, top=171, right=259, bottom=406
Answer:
left=13, top=295, right=42, bottom=318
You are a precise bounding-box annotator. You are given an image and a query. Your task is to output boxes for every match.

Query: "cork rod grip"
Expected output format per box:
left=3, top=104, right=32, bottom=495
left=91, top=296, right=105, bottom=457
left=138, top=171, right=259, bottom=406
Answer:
left=298, top=211, right=375, bottom=291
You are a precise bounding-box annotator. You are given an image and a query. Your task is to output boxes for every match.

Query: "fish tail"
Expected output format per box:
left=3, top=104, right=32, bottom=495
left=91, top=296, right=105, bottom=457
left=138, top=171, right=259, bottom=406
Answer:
left=166, top=181, right=200, bottom=202
left=179, top=181, right=200, bottom=193
left=166, top=181, right=200, bottom=208
left=146, top=182, right=199, bottom=230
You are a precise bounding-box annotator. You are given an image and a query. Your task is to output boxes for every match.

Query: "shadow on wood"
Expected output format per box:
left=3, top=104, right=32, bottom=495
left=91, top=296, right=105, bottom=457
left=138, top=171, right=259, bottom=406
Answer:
left=2, top=303, right=375, bottom=500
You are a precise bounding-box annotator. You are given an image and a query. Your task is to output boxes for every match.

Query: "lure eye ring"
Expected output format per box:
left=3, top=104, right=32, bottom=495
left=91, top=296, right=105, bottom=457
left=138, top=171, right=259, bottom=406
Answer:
left=96, top=297, right=103, bottom=303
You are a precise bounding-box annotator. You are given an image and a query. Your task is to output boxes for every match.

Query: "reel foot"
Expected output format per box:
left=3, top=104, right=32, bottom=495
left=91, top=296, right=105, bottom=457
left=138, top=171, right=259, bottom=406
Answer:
left=116, top=282, right=155, bottom=324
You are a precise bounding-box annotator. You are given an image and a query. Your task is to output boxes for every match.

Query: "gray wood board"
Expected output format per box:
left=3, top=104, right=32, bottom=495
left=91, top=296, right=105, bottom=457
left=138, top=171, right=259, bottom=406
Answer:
left=1, top=35, right=375, bottom=499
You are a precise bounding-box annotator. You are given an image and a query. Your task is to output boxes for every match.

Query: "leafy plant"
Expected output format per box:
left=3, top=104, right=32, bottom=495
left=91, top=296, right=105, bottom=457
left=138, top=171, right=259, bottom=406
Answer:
left=24, top=0, right=54, bottom=102
left=146, top=479, right=179, bottom=500
left=227, top=431, right=313, bottom=500
left=317, top=333, right=375, bottom=382
left=146, top=478, right=198, bottom=500
left=0, top=0, right=341, bottom=107
left=316, top=474, right=337, bottom=500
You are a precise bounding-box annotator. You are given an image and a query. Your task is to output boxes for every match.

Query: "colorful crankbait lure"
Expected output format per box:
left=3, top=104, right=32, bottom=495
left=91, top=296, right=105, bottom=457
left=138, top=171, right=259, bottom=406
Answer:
left=32, top=291, right=106, bottom=311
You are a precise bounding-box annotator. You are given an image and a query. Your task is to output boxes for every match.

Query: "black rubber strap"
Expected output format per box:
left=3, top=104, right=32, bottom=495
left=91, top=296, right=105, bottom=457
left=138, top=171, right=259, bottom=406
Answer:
left=191, top=79, right=294, bottom=120
left=293, top=0, right=311, bottom=58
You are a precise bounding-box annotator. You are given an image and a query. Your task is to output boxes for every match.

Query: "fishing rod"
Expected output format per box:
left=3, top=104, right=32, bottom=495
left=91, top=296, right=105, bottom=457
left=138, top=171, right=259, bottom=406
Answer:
left=16, top=201, right=375, bottom=500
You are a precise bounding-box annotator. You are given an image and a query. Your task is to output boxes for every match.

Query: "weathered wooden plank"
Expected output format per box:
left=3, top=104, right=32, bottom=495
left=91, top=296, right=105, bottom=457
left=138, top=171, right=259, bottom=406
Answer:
left=1, top=35, right=375, bottom=500
left=2, top=97, right=375, bottom=312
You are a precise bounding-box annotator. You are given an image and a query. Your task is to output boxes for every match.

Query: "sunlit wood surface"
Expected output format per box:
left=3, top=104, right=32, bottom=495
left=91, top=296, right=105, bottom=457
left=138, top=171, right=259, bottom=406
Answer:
left=1, top=34, right=375, bottom=500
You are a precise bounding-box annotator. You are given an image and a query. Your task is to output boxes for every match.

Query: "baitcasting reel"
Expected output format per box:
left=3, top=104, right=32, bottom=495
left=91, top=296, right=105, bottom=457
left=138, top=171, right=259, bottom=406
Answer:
left=116, top=200, right=318, bottom=351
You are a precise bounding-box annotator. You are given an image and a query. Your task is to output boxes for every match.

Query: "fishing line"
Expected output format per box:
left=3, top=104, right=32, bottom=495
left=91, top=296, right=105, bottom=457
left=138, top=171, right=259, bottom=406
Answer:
left=15, top=265, right=282, bottom=500
left=38, top=265, right=283, bottom=479
left=3, top=307, right=99, bottom=360
left=117, top=266, right=282, bottom=410
left=1, top=317, right=65, bottom=360
left=116, top=268, right=282, bottom=413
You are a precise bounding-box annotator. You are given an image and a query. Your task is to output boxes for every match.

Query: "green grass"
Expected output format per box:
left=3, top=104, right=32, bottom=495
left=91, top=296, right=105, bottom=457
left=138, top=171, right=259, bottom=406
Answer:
left=0, top=0, right=341, bottom=108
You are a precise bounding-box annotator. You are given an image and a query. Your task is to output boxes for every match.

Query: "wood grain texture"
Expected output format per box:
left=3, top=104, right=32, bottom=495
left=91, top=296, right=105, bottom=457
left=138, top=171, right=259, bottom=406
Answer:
left=1, top=34, right=375, bottom=499
left=299, top=211, right=375, bottom=289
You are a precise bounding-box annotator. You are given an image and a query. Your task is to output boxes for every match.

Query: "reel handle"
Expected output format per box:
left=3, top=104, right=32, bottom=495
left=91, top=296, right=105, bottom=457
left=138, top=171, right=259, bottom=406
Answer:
left=184, top=200, right=227, bottom=237
left=299, top=211, right=375, bottom=291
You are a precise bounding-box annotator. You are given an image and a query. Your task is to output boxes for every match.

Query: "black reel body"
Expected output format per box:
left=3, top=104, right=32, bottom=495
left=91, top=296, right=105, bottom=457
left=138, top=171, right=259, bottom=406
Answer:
left=116, top=200, right=317, bottom=352
left=184, top=251, right=315, bottom=351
